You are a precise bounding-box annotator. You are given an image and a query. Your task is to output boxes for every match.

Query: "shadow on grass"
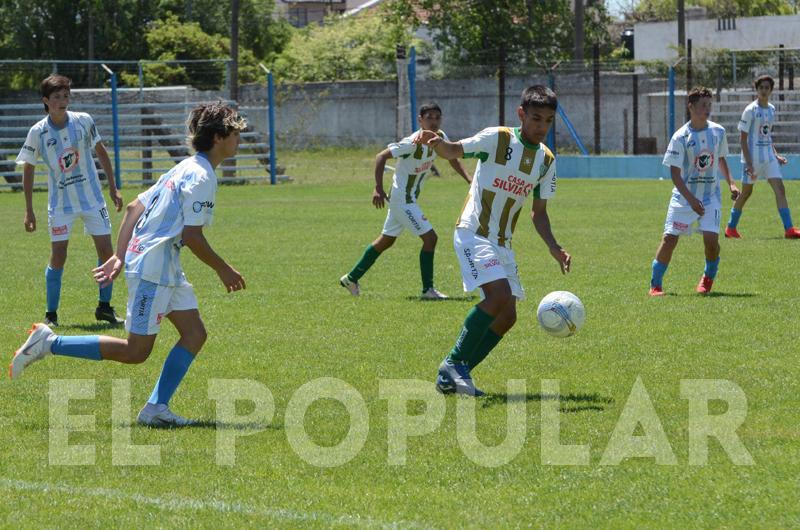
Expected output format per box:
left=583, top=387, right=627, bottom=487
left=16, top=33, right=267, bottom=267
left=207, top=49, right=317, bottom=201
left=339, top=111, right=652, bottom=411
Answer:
left=702, top=292, right=757, bottom=298
left=64, top=322, right=124, bottom=332
left=131, top=421, right=282, bottom=431
left=479, top=392, right=613, bottom=412
left=404, top=295, right=478, bottom=302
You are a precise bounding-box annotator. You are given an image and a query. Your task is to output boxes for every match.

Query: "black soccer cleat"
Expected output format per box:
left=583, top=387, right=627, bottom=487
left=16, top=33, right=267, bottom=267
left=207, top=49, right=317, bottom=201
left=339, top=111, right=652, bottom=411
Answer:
left=95, top=303, right=124, bottom=325
left=44, top=311, right=59, bottom=327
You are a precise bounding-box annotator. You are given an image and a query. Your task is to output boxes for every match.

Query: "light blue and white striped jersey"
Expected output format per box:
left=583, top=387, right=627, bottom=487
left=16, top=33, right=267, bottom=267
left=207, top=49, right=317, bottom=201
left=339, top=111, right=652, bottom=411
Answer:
left=737, top=100, right=776, bottom=164
left=663, top=120, right=729, bottom=207
left=125, top=154, right=217, bottom=287
left=16, top=111, right=106, bottom=216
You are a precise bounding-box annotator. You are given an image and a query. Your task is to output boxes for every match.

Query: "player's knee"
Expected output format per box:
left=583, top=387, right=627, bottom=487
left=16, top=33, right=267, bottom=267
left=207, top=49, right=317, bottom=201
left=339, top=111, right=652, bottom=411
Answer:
left=503, top=306, right=518, bottom=329
left=122, top=343, right=153, bottom=364
left=741, top=186, right=753, bottom=199
left=181, top=325, right=207, bottom=351
left=421, top=231, right=437, bottom=249
left=662, top=234, right=679, bottom=248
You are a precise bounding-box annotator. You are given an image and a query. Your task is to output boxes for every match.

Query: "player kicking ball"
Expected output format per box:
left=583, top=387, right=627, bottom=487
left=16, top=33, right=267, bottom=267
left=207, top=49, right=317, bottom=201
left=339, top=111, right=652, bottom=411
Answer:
left=725, top=74, right=800, bottom=239
left=17, top=74, right=125, bottom=326
left=339, top=103, right=471, bottom=299
left=414, top=86, right=571, bottom=396
left=10, top=102, right=247, bottom=427
left=649, top=87, right=740, bottom=296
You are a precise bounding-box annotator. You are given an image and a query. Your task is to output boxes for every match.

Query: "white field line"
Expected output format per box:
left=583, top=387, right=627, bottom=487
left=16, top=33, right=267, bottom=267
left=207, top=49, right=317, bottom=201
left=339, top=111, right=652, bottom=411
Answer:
left=0, top=478, right=432, bottom=529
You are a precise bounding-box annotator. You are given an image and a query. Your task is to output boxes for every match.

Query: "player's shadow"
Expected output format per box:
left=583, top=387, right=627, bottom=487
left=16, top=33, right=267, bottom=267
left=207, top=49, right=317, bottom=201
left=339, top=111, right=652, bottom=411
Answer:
left=701, top=292, right=757, bottom=298
left=131, top=421, right=282, bottom=431
left=405, top=295, right=478, bottom=302
left=479, top=391, right=613, bottom=412
left=64, top=323, right=124, bottom=332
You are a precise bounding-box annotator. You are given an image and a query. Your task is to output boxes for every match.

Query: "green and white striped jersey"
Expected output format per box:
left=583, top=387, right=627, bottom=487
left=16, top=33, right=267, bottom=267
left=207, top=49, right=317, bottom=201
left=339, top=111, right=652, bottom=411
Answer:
left=457, top=127, right=556, bottom=246
left=387, top=130, right=448, bottom=205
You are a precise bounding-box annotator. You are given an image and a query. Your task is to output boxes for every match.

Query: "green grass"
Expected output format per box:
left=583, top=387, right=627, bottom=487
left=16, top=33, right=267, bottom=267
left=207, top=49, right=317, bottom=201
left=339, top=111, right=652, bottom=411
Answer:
left=1, top=148, right=799, bottom=527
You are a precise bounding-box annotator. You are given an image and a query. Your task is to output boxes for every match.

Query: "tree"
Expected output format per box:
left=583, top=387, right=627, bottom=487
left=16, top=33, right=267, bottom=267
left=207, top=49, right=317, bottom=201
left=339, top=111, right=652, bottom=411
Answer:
left=629, top=0, right=795, bottom=21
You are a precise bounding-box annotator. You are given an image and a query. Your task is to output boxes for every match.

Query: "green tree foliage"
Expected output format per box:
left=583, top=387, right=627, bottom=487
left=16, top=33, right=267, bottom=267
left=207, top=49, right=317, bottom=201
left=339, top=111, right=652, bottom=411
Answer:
left=630, top=0, right=795, bottom=21
left=273, top=9, right=426, bottom=82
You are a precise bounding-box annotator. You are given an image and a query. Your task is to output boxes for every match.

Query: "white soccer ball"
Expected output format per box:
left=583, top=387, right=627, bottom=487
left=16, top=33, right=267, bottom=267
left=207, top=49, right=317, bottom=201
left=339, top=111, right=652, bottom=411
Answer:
left=536, top=291, right=585, bottom=338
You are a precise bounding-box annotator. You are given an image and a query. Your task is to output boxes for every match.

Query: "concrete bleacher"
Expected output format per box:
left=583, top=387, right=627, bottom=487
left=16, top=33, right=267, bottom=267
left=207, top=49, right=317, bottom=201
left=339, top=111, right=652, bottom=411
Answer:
left=713, top=89, right=800, bottom=155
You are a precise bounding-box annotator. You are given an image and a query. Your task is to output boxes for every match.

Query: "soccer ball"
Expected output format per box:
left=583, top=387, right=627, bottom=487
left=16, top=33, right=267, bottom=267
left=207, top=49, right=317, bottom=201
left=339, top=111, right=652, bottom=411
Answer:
left=536, top=291, right=585, bottom=338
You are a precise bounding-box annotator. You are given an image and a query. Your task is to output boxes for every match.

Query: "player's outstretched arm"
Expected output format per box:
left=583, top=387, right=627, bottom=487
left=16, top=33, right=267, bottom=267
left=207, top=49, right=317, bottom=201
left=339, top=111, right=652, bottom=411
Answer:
left=413, top=130, right=464, bottom=160
left=182, top=225, right=246, bottom=293
left=531, top=198, right=571, bottom=274
left=22, top=163, right=36, bottom=232
left=95, top=142, right=123, bottom=211
left=719, top=158, right=740, bottom=200
left=448, top=158, right=472, bottom=183
left=670, top=166, right=704, bottom=216
left=93, top=198, right=144, bottom=286
left=373, top=149, right=392, bottom=208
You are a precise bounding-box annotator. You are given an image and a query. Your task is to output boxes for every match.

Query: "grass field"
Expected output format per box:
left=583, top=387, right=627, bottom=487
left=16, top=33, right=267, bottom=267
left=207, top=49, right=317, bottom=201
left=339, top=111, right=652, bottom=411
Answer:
left=1, top=148, right=799, bottom=528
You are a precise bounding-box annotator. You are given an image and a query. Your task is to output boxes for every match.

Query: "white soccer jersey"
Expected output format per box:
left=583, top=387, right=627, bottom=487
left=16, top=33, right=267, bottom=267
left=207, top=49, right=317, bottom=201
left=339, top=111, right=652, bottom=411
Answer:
left=457, top=127, right=556, bottom=246
left=738, top=100, right=776, bottom=165
left=16, top=111, right=106, bottom=216
left=125, top=154, right=217, bottom=287
left=663, top=121, right=728, bottom=207
left=387, top=130, right=448, bottom=205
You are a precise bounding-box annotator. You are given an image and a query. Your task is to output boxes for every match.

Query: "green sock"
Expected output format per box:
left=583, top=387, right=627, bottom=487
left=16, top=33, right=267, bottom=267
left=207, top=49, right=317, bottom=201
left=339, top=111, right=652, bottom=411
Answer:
left=420, top=249, right=434, bottom=291
left=468, top=328, right=503, bottom=370
left=348, top=244, right=381, bottom=282
left=447, top=306, right=495, bottom=365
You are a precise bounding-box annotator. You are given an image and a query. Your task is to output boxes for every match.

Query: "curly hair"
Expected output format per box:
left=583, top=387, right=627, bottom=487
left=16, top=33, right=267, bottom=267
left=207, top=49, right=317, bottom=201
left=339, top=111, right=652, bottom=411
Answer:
left=187, top=101, right=248, bottom=152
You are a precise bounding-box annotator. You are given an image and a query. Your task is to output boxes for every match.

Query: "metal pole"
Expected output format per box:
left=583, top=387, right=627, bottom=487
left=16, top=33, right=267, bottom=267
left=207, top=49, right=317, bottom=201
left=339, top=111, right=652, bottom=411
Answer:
left=547, top=69, right=556, bottom=153
left=102, top=64, right=122, bottom=189
left=632, top=74, right=639, bottom=154
left=686, top=38, right=693, bottom=122
left=668, top=66, right=676, bottom=140
left=779, top=44, right=785, bottom=102
left=408, top=46, right=417, bottom=131
left=260, top=64, right=277, bottom=185
left=732, top=52, right=737, bottom=89
left=593, top=44, right=600, bottom=154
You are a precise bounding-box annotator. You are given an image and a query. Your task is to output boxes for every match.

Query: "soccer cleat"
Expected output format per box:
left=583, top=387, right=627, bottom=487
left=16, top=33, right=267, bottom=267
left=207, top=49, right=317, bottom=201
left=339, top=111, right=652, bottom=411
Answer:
left=95, top=303, right=124, bottom=325
left=136, top=403, right=194, bottom=427
left=648, top=286, right=665, bottom=297
left=437, top=359, right=484, bottom=397
left=9, top=323, right=55, bottom=379
left=724, top=226, right=742, bottom=239
left=696, top=276, right=714, bottom=294
left=44, top=311, right=59, bottom=327
left=421, top=287, right=449, bottom=300
left=339, top=274, right=360, bottom=296
left=784, top=227, right=800, bottom=239
left=435, top=373, right=456, bottom=394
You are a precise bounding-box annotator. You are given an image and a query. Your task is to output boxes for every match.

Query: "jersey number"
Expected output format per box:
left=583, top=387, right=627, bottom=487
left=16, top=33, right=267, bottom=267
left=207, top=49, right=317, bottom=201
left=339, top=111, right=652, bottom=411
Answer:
left=135, top=193, right=160, bottom=232
left=505, top=147, right=513, bottom=161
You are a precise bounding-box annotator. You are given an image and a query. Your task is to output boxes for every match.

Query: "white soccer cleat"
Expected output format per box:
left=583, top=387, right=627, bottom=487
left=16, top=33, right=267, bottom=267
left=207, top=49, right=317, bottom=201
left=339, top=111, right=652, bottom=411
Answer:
left=9, top=323, right=55, bottom=379
left=437, top=359, right=484, bottom=397
left=339, top=274, right=360, bottom=296
left=421, top=287, right=449, bottom=300
left=137, top=403, right=195, bottom=427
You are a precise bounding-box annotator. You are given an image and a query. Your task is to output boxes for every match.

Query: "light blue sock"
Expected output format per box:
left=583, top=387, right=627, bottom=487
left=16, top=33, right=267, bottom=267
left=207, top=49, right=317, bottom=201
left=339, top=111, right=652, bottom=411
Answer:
left=45, top=266, right=64, bottom=312
left=778, top=207, right=793, bottom=230
left=727, top=208, right=742, bottom=229
left=704, top=257, right=720, bottom=280
left=51, top=335, right=102, bottom=361
left=147, top=344, right=196, bottom=406
left=650, top=259, right=668, bottom=288
left=98, top=259, right=112, bottom=303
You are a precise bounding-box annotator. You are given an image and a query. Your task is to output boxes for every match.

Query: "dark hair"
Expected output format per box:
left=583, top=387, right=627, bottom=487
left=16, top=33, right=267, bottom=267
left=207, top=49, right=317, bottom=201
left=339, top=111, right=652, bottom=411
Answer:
left=419, top=103, right=442, bottom=117
left=187, top=102, right=247, bottom=152
left=520, top=85, right=557, bottom=112
left=754, top=75, right=775, bottom=90
left=687, top=86, right=713, bottom=106
left=40, top=74, right=71, bottom=113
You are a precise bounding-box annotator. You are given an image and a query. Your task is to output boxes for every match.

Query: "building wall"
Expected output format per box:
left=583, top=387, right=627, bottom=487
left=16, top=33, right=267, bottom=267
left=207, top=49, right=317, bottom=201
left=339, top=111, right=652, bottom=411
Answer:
left=633, top=15, right=800, bottom=62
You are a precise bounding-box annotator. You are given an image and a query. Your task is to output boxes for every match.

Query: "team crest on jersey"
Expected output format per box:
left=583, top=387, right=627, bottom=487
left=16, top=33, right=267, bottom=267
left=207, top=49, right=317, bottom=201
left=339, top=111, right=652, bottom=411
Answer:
left=760, top=124, right=771, bottom=136
left=58, top=147, right=80, bottom=172
left=694, top=150, right=714, bottom=172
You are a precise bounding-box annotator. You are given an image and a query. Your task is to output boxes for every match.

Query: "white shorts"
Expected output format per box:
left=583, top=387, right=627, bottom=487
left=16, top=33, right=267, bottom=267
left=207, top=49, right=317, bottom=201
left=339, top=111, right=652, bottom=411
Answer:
left=742, top=158, right=782, bottom=184
left=454, top=228, right=525, bottom=300
left=48, top=206, right=111, bottom=242
left=663, top=197, right=721, bottom=236
left=125, top=277, right=198, bottom=336
left=381, top=203, right=433, bottom=237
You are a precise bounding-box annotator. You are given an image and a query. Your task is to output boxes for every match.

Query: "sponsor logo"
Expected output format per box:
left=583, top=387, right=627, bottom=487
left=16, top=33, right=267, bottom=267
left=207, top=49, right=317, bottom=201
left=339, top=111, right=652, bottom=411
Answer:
left=58, top=147, right=80, bottom=173
left=404, top=209, right=422, bottom=230
left=687, top=140, right=696, bottom=148
left=166, top=179, right=176, bottom=191
left=694, top=150, right=714, bottom=172
left=127, top=237, right=146, bottom=254
left=23, top=144, right=35, bottom=152
left=137, top=294, right=149, bottom=317
left=99, top=207, right=109, bottom=221
left=493, top=174, right=533, bottom=197
left=667, top=149, right=680, bottom=156
left=413, top=161, right=433, bottom=173
left=192, top=200, right=214, bottom=213
left=51, top=224, right=68, bottom=236
left=483, top=258, right=500, bottom=269
left=46, top=138, right=57, bottom=148
left=463, top=248, right=478, bottom=279
left=672, top=221, right=689, bottom=232
left=156, top=313, right=164, bottom=325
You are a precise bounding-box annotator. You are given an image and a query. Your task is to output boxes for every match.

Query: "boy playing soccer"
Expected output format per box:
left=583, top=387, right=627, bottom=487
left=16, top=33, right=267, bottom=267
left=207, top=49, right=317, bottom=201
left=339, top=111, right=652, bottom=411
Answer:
left=414, top=86, right=571, bottom=396
left=10, top=102, right=247, bottom=427
left=649, top=87, right=740, bottom=296
left=17, top=74, right=124, bottom=326
left=339, top=103, right=471, bottom=299
left=725, top=75, right=800, bottom=239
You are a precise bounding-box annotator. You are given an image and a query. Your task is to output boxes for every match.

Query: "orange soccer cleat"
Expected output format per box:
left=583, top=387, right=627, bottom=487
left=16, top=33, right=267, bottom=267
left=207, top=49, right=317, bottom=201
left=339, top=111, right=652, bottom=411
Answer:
left=696, top=276, right=714, bottom=294
left=724, top=226, right=742, bottom=239
left=648, top=286, right=665, bottom=297
left=784, top=227, right=800, bottom=239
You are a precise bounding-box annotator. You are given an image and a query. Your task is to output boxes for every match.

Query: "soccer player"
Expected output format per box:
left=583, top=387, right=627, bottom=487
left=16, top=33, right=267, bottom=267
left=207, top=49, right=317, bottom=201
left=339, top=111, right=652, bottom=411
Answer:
left=414, top=86, right=571, bottom=396
left=339, top=103, right=471, bottom=299
left=649, top=87, right=740, bottom=296
left=10, top=102, right=247, bottom=427
left=17, top=74, right=125, bottom=326
left=725, top=75, right=800, bottom=239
